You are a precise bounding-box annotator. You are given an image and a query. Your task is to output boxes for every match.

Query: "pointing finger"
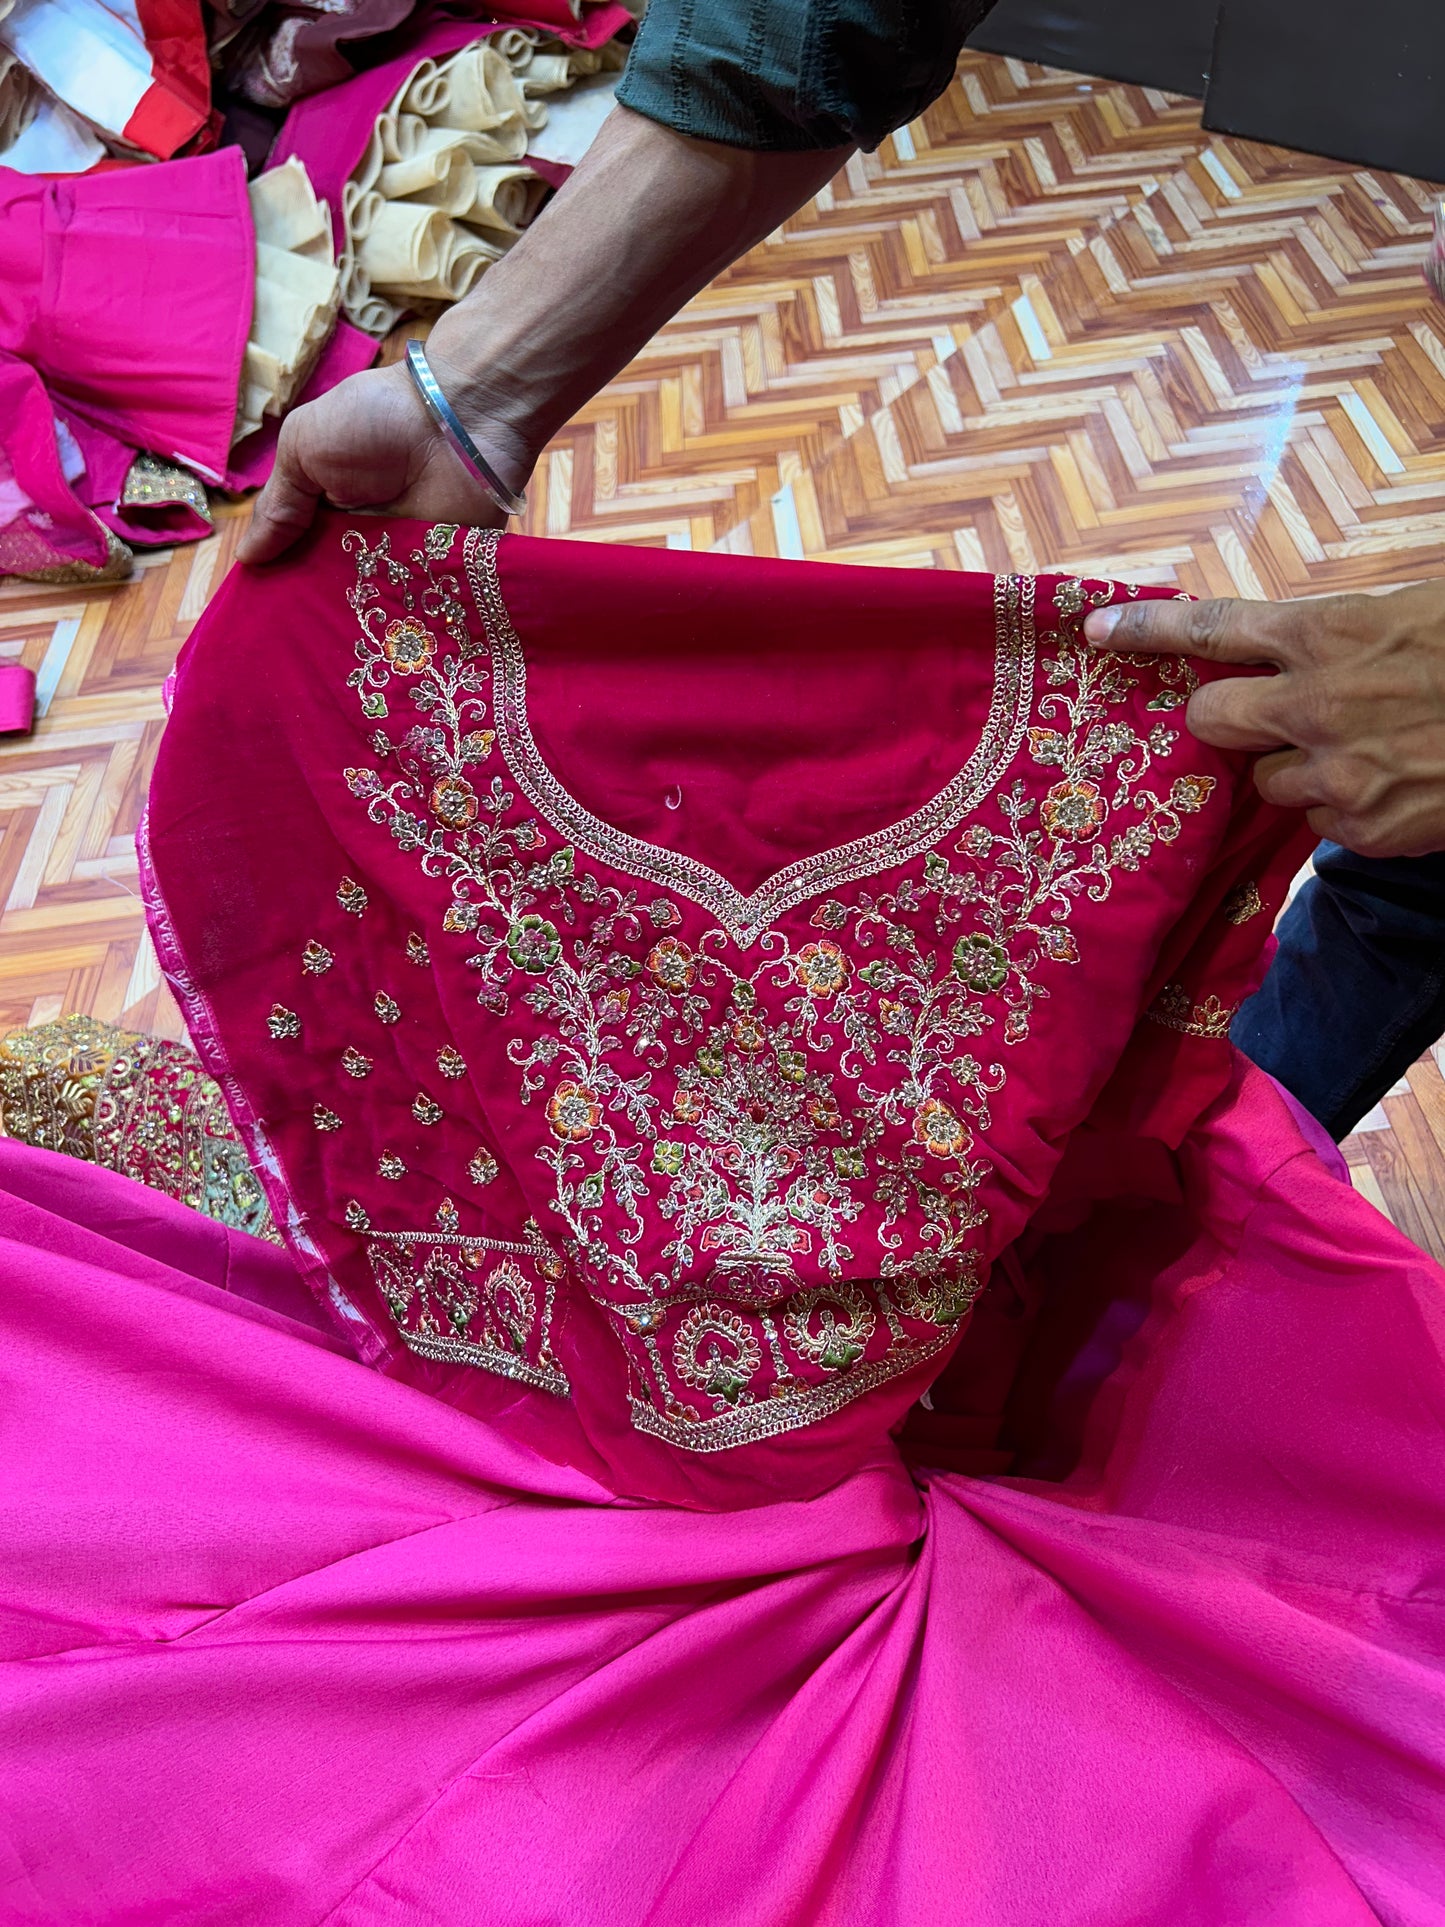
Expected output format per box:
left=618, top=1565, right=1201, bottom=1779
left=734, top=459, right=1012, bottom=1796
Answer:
left=1083, top=594, right=1306, bottom=667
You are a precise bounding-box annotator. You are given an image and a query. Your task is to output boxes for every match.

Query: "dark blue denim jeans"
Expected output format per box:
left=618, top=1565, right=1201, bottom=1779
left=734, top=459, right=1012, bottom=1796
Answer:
left=1232, top=843, right=1445, bottom=1140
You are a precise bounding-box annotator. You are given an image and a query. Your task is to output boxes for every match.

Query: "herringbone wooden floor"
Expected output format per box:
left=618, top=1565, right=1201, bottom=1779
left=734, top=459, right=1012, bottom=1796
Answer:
left=3, top=50, right=1444, bottom=1253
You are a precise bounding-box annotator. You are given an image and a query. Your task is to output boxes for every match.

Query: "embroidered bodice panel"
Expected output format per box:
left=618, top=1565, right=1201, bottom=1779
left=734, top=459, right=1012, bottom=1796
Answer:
left=146, top=519, right=1263, bottom=1476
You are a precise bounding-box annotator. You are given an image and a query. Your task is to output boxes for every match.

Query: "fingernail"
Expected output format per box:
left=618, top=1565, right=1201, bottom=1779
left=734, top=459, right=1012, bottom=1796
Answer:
left=1083, top=607, right=1122, bottom=645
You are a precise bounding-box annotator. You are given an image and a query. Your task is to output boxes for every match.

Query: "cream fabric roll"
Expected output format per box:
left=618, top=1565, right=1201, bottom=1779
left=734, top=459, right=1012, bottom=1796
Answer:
left=431, top=42, right=527, bottom=147
left=377, top=143, right=473, bottom=204
left=397, top=56, right=446, bottom=119
left=0, top=48, right=36, bottom=152
left=234, top=164, right=343, bottom=445
left=460, top=164, right=549, bottom=240
left=355, top=200, right=457, bottom=300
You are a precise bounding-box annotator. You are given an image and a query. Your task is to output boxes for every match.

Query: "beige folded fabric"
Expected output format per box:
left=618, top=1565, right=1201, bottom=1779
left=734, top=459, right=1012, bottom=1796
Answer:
left=0, top=48, right=36, bottom=152
left=234, top=161, right=342, bottom=446
left=377, top=141, right=474, bottom=205
left=397, top=56, right=447, bottom=119
left=460, top=163, right=549, bottom=240
left=430, top=43, right=527, bottom=145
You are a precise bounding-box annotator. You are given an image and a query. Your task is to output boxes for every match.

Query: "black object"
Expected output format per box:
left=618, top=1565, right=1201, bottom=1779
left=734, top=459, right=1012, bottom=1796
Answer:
left=1203, top=0, right=1445, bottom=183
left=966, top=0, right=1217, bottom=99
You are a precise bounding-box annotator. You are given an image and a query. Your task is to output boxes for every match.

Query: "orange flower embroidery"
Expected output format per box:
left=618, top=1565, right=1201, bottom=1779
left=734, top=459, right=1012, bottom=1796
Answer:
left=912, top=1097, right=970, bottom=1159
left=546, top=1079, right=602, bottom=1142
left=1040, top=779, right=1106, bottom=843
left=796, top=940, right=850, bottom=997
left=647, top=936, right=696, bottom=990
left=381, top=616, right=434, bottom=675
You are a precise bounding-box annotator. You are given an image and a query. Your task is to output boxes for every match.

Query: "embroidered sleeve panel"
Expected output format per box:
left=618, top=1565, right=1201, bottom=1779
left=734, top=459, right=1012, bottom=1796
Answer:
left=279, top=526, right=1232, bottom=1454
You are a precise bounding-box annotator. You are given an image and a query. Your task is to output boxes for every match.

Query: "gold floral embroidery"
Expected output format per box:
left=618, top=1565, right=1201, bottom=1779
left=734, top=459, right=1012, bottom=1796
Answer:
left=268, top=1004, right=300, bottom=1040
left=437, top=1046, right=467, bottom=1079
left=374, top=992, right=401, bottom=1025
left=344, top=1199, right=371, bottom=1231
left=378, top=1151, right=407, bottom=1179
left=340, top=531, right=1224, bottom=1450
left=302, top=941, right=334, bottom=975
left=338, top=877, right=368, bottom=915
left=313, top=1104, right=342, bottom=1132
left=468, top=1145, right=499, bottom=1186
left=1146, top=983, right=1237, bottom=1038
left=412, top=1092, right=443, bottom=1125
left=406, top=932, right=431, bottom=967
left=341, top=1047, right=373, bottom=1078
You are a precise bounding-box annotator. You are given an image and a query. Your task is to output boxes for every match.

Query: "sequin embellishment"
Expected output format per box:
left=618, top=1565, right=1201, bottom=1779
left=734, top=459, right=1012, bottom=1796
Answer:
left=468, top=1146, right=499, bottom=1187
left=341, top=1047, right=373, bottom=1078
left=378, top=1151, right=407, bottom=1179
left=375, top=992, right=401, bottom=1024
left=267, top=1004, right=300, bottom=1041
left=412, top=1092, right=443, bottom=1125
left=338, top=877, right=368, bottom=915
left=302, top=941, right=334, bottom=975
left=313, top=1104, right=342, bottom=1132
left=406, top=932, right=431, bottom=967
left=437, top=1046, right=467, bottom=1079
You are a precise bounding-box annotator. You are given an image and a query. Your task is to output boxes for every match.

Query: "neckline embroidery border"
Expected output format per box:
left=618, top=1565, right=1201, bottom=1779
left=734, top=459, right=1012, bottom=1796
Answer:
left=463, top=529, right=1037, bottom=949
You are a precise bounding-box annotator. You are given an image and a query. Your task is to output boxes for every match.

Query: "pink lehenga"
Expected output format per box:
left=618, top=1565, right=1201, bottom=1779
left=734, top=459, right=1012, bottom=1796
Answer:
left=2, top=517, right=1443, bottom=1926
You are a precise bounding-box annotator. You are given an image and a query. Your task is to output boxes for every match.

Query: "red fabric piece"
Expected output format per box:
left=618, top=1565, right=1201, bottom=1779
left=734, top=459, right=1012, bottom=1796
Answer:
left=143, top=517, right=1318, bottom=1511
left=0, top=664, right=36, bottom=733
left=122, top=0, right=213, bottom=159
left=0, top=151, right=254, bottom=485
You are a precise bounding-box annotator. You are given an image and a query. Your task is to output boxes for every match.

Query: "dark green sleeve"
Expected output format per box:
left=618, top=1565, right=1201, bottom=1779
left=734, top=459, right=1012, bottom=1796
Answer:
left=614, top=0, right=1001, bottom=152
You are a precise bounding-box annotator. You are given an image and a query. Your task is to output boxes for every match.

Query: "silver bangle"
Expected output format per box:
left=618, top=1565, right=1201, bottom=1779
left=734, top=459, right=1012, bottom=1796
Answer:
left=403, top=339, right=528, bottom=519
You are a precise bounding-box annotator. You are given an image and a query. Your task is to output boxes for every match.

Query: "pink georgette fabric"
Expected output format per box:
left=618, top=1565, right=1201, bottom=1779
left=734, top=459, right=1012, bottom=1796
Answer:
left=1, top=519, right=1443, bottom=1923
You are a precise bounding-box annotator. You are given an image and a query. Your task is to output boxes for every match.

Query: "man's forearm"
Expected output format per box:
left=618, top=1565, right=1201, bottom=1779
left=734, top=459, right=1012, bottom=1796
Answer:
left=422, top=105, right=850, bottom=486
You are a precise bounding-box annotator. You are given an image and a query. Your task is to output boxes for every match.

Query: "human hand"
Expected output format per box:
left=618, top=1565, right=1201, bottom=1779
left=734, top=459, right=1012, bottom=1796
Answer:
left=237, top=358, right=531, bottom=567
left=1082, top=581, right=1445, bottom=859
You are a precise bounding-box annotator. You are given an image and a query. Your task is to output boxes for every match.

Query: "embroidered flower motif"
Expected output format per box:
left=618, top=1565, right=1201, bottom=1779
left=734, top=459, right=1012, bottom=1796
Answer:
left=648, top=897, right=681, bottom=929
left=652, top=1140, right=686, bottom=1176
left=302, top=941, right=333, bottom=975
left=1004, top=1011, right=1030, bottom=1045
left=437, top=1046, right=467, bottom=1079
left=878, top=998, right=911, bottom=1036
left=443, top=900, right=480, bottom=934
left=514, top=821, right=549, bottom=854
left=1027, top=726, right=1067, bottom=765
left=952, top=933, right=1010, bottom=993
left=267, top=1004, right=300, bottom=1041
left=795, top=940, right=850, bottom=998
left=381, top=616, right=435, bottom=675
left=436, top=1197, right=461, bottom=1235
left=776, top=1047, right=808, bottom=1084
left=313, top=1104, right=342, bottom=1132
left=468, top=1146, right=499, bottom=1187
left=964, top=822, right=992, bottom=857
left=341, top=1047, right=372, bottom=1078
left=730, top=1013, right=767, bottom=1053
left=912, top=1097, right=970, bottom=1159
left=597, top=987, right=631, bottom=1025
left=1170, top=773, right=1216, bottom=813
left=809, top=898, right=848, bottom=931
left=430, top=775, right=478, bottom=829
left=546, top=1079, right=602, bottom=1142
left=343, top=1199, right=370, bottom=1231
left=337, top=876, right=367, bottom=915
left=405, top=932, right=430, bottom=967
left=1040, top=779, right=1106, bottom=843
left=833, top=1145, right=866, bottom=1181
left=507, top=915, right=561, bottom=976
left=1037, top=925, right=1079, bottom=964
left=674, top=1305, right=761, bottom=1406
left=807, top=1092, right=842, bottom=1130
left=647, top=936, right=695, bottom=990
left=344, top=766, right=382, bottom=800
left=460, top=729, right=496, bottom=763
left=374, top=992, right=401, bottom=1024
left=412, top=1092, right=443, bottom=1125
left=673, top=1086, right=704, bottom=1125
left=378, top=1152, right=407, bottom=1180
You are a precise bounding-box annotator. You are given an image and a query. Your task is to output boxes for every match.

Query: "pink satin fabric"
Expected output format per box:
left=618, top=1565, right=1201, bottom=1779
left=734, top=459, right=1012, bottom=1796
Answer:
left=2, top=523, right=1443, bottom=1921
left=1, top=1064, right=1443, bottom=1923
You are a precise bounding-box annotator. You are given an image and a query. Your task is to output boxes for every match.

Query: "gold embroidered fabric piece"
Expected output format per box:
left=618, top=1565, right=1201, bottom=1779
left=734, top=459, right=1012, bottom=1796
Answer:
left=0, top=1016, right=276, bottom=1240
left=1146, top=982, right=1237, bottom=1038
left=120, top=451, right=213, bottom=523
left=463, top=528, right=1037, bottom=950
left=338, top=531, right=1228, bottom=1452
